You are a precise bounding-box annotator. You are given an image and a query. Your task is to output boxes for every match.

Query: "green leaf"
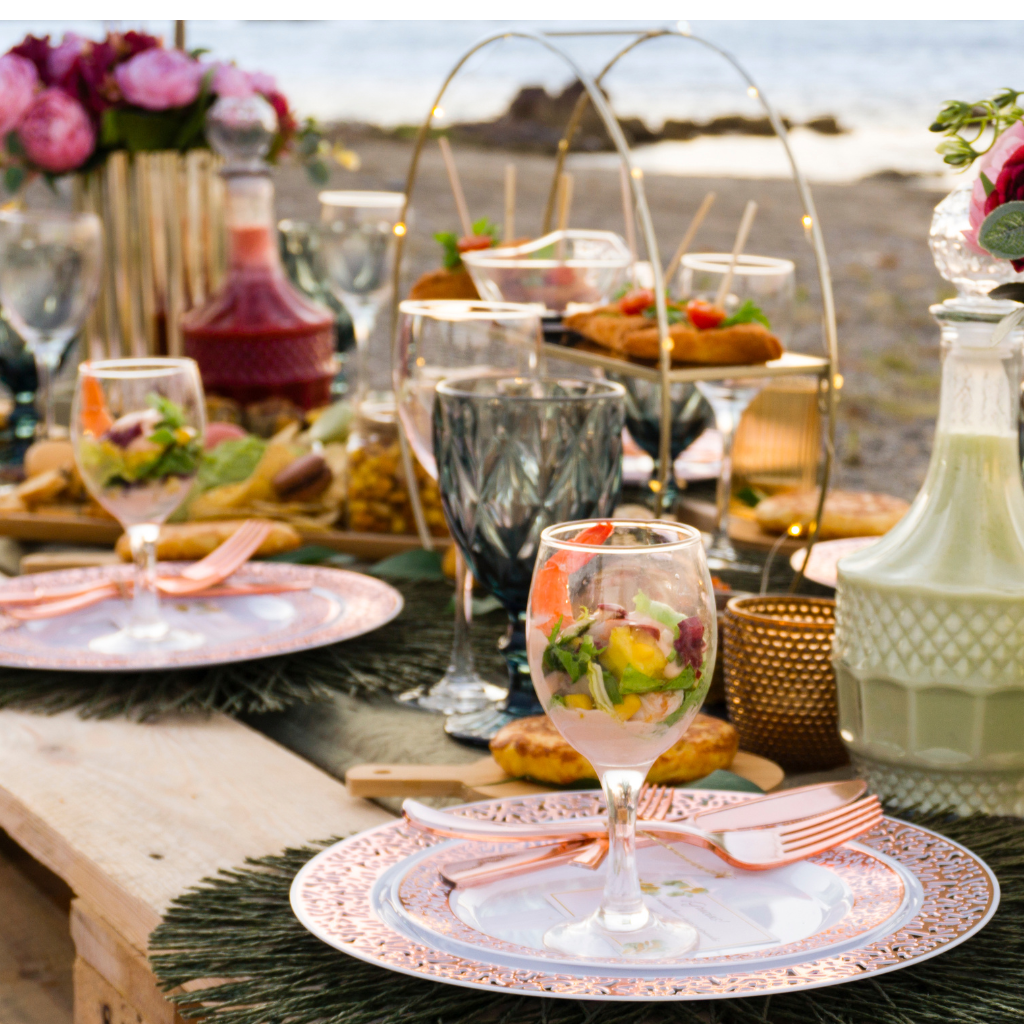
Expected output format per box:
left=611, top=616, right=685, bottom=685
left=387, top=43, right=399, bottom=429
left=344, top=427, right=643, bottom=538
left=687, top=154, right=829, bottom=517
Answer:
left=434, top=231, right=462, bottom=270
left=262, top=544, right=351, bottom=565
left=587, top=662, right=615, bottom=714
left=4, top=130, right=25, bottom=158
left=989, top=283, right=1024, bottom=302
left=173, top=72, right=215, bottom=151
left=687, top=768, right=763, bottom=793
left=106, top=109, right=181, bottom=152
left=981, top=172, right=996, bottom=197
left=979, top=200, right=1024, bottom=260
left=2, top=165, right=25, bottom=195
left=618, top=664, right=664, bottom=694
left=721, top=299, right=770, bottom=329
left=632, top=592, right=683, bottom=637
left=991, top=305, right=1024, bottom=347
left=368, top=549, right=445, bottom=581
left=306, top=159, right=329, bottom=185
left=471, top=216, right=501, bottom=241
left=197, top=435, right=266, bottom=491
left=735, top=485, right=763, bottom=508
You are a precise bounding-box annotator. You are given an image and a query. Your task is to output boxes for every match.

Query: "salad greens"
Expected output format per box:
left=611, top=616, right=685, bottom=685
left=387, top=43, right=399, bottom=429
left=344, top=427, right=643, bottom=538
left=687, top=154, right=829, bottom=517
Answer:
left=435, top=217, right=502, bottom=270
left=197, top=435, right=267, bottom=491
left=721, top=299, right=771, bottom=329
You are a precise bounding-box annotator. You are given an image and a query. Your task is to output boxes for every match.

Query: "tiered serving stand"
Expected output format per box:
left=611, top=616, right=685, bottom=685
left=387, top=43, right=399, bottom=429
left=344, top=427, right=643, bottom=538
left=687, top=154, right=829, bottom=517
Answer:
left=390, top=27, right=838, bottom=584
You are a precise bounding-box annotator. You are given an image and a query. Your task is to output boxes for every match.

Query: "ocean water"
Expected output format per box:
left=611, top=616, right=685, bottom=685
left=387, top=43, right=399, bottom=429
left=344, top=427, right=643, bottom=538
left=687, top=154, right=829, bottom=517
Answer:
left=4, top=20, right=1024, bottom=181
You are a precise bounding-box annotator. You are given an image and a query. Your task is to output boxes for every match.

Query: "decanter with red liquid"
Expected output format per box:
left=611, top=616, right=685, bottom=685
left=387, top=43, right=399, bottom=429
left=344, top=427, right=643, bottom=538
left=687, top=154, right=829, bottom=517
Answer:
left=181, top=95, right=336, bottom=415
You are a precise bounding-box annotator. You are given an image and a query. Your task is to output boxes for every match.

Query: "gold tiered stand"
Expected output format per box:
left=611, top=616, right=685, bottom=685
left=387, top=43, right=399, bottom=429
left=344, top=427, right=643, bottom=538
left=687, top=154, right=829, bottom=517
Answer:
left=390, top=27, right=838, bottom=587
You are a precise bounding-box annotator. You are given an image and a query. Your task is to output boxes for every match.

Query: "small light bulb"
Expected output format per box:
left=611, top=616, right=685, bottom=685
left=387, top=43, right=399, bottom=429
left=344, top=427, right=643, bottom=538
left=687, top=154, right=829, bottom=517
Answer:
left=787, top=523, right=803, bottom=537
left=415, top=356, right=426, bottom=367
left=676, top=20, right=691, bottom=35
left=393, top=222, right=407, bottom=237
left=833, top=373, right=844, bottom=390
left=649, top=479, right=663, bottom=494
left=432, top=106, right=444, bottom=120
left=802, top=214, right=813, bottom=229
left=630, top=167, right=643, bottom=180
left=747, top=86, right=758, bottom=99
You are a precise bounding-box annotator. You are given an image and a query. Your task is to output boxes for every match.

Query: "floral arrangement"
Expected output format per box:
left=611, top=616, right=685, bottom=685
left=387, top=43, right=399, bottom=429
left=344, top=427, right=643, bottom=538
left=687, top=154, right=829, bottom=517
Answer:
left=931, top=90, right=1024, bottom=269
left=0, top=30, right=327, bottom=192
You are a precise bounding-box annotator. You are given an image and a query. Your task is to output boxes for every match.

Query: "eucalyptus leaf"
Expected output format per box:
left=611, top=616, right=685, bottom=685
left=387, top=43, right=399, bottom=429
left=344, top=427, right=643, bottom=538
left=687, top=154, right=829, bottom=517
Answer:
left=2, top=166, right=25, bottom=195
left=981, top=172, right=996, bottom=197
left=988, top=283, right=1024, bottom=302
left=990, top=305, right=1024, bottom=347
left=979, top=200, right=1024, bottom=260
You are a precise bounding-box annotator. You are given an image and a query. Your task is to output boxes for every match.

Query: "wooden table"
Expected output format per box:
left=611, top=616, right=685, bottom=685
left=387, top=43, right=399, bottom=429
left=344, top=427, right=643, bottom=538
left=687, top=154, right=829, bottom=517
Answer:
left=0, top=709, right=391, bottom=1024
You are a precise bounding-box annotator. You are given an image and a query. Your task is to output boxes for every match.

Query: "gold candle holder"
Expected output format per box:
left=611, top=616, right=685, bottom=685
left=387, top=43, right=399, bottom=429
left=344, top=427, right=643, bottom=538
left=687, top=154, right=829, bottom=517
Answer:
left=723, top=595, right=847, bottom=773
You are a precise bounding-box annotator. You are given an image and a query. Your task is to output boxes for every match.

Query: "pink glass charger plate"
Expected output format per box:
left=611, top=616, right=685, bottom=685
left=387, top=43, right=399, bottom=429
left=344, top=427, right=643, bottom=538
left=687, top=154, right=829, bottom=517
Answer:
left=0, top=563, right=402, bottom=672
left=290, top=789, right=999, bottom=1002
left=790, top=537, right=879, bottom=589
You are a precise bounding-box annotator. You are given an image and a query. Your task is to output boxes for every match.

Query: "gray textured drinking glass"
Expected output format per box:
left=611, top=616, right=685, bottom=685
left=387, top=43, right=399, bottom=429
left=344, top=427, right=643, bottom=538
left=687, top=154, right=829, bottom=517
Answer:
left=433, top=375, right=625, bottom=743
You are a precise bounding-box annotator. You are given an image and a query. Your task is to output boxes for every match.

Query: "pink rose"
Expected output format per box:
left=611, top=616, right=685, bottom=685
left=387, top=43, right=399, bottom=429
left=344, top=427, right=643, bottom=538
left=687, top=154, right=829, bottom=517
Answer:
left=964, top=121, right=1024, bottom=253
left=247, top=71, right=277, bottom=96
left=17, top=88, right=95, bottom=173
left=0, top=53, right=39, bottom=135
left=211, top=62, right=253, bottom=98
left=47, top=32, right=87, bottom=83
left=115, top=48, right=202, bottom=111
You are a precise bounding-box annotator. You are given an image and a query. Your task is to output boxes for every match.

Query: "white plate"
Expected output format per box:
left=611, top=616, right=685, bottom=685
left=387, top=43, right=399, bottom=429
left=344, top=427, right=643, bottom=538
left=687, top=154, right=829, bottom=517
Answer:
left=290, top=790, right=998, bottom=1001
left=790, top=537, right=879, bottom=588
left=0, top=563, right=402, bottom=672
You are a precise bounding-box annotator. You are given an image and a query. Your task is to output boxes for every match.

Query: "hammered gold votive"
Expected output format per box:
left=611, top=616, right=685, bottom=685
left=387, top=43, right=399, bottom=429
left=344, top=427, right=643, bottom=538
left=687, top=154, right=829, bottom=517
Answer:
left=723, top=595, right=847, bottom=773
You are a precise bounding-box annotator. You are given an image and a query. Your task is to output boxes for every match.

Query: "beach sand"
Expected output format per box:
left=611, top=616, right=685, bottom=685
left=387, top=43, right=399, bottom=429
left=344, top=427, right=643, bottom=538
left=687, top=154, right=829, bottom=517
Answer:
left=275, top=136, right=954, bottom=502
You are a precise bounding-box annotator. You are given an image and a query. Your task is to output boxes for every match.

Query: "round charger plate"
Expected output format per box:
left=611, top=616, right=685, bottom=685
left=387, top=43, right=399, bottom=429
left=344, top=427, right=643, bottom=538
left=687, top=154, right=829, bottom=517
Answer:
left=0, top=563, right=402, bottom=672
left=790, top=537, right=879, bottom=589
left=290, top=789, right=998, bottom=1002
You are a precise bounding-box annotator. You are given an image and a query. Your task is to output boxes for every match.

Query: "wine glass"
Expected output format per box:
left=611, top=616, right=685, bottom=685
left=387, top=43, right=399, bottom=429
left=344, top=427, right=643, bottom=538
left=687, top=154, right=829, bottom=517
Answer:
left=71, top=358, right=206, bottom=655
left=608, top=373, right=713, bottom=514
left=681, top=253, right=795, bottom=573
left=316, top=191, right=405, bottom=397
left=526, top=519, right=716, bottom=959
left=433, top=375, right=625, bottom=744
left=0, top=209, right=103, bottom=438
left=394, top=300, right=541, bottom=715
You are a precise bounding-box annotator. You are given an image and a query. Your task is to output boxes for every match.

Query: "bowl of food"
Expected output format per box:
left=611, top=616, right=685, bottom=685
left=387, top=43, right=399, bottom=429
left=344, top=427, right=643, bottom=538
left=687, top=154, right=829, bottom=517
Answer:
left=461, top=229, right=632, bottom=314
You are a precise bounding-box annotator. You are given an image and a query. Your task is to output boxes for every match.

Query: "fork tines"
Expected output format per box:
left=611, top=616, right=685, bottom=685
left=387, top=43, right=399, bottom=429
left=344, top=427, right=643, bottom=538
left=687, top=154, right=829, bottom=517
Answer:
left=779, top=796, right=883, bottom=855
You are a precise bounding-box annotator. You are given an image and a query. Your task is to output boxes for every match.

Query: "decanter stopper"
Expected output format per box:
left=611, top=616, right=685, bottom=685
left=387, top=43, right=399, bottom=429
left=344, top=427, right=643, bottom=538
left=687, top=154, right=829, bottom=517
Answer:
left=206, top=94, right=277, bottom=174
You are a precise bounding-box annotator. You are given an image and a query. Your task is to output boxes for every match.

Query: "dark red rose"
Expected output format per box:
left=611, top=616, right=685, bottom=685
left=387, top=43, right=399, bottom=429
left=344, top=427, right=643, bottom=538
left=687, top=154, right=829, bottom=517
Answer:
left=10, top=35, right=53, bottom=85
left=984, top=144, right=1024, bottom=270
left=119, top=32, right=160, bottom=60
left=265, top=91, right=295, bottom=136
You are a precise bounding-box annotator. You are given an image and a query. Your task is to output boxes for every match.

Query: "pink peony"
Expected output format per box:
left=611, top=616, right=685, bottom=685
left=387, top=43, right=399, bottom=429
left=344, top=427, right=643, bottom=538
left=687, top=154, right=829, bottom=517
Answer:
left=47, top=32, right=87, bottom=83
left=964, top=121, right=1024, bottom=253
left=115, top=48, right=202, bottom=111
left=17, top=88, right=95, bottom=173
left=0, top=53, right=39, bottom=135
left=211, top=62, right=253, bottom=98
left=247, top=71, right=277, bottom=96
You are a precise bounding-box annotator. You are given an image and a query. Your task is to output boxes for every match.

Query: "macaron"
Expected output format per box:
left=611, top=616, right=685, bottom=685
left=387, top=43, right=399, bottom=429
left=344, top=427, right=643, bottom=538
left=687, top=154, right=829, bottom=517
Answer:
left=272, top=452, right=332, bottom=501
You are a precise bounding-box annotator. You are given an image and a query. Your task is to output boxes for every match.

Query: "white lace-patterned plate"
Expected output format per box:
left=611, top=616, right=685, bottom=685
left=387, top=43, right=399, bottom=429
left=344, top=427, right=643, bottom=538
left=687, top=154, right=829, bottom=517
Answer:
left=290, top=790, right=998, bottom=1002
left=0, top=563, right=402, bottom=672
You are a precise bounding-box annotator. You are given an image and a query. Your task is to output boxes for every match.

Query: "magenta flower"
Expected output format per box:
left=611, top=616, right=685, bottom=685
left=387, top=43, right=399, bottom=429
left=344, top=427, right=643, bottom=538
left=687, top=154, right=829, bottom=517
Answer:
left=0, top=53, right=39, bottom=136
left=211, top=62, right=253, bottom=98
left=247, top=71, right=277, bottom=96
left=115, top=48, right=203, bottom=111
left=47, top=32, right=87, bottom=83
left=17, top=88, right=95, bottom=173
left=964, top=120, right=1024, bottom=254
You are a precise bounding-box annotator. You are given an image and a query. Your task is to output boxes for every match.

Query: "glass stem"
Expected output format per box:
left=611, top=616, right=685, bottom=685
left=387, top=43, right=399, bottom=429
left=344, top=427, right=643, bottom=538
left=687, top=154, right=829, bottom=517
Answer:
left=33, top=348, right=60, bottom=439
left=127, top=523, right=167, bottom=641
left=598, top=769, right=650, bottom=932
left=445, top=547, right=477, bottom=681
left=712, top=409, right=738, bottom=548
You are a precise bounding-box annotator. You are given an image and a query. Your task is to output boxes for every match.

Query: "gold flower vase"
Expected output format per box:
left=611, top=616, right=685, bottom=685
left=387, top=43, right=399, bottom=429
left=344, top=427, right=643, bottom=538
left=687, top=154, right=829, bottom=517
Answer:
left=72, top=150, right=225, bottom=360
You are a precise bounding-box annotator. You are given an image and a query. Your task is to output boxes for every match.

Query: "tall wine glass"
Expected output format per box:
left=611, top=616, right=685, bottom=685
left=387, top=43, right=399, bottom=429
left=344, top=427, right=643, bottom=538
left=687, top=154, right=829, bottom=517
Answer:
left=0, top=210, right=102, bottom=437
left=527, top=519, right=716, bottom=959
left=395, top=300, right=540, bottom=714
left=682, top=253, right=794, bottom=573
left=433, top=375, right=625, bottom=744
left=71, top=358, right=206, bottom=655
left=317, top=191, right=405, bottom=397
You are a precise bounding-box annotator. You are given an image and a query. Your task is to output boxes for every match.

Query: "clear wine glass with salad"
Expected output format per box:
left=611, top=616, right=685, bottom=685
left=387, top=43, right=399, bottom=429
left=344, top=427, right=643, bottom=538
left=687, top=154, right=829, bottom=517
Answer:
left=71, top=358, right=206, bottom=655
left=526, top=519, right=716, bottom=959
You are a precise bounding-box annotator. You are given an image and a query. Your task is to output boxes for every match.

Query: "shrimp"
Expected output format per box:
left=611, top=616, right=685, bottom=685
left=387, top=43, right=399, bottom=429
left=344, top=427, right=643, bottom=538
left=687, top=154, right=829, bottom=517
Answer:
left=634, top=690, right=684, bottom=724
left=531, top=520, right=614, bottom=633
left=80, top=371, right=113, bottom=436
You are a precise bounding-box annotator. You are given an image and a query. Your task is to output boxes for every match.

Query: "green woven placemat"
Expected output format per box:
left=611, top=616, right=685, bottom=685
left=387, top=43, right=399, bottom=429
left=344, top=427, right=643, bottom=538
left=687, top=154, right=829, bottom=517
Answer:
left=0, top=575, right=507, bottom=720
left=149, top=809, right=1023, bottom=1024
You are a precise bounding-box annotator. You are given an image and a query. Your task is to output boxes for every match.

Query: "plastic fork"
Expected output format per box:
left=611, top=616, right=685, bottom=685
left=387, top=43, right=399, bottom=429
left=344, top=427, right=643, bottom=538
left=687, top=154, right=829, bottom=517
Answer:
left=405, top=794, right=883, bottom=873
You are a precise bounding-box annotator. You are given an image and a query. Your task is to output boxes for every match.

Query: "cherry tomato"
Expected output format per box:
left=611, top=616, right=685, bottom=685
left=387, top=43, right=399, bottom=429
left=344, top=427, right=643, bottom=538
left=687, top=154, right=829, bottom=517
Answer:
left=686, top=299, right=726, bottom=330
left=618, top=289, right=655, bottom=315
left=544, top=266, right=578, bottom=286
left=457, top=235, right=493, bottom=253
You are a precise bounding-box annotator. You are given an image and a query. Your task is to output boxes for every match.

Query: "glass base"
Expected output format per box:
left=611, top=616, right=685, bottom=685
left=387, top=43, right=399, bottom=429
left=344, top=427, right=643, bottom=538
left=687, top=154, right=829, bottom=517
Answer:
left=397, top=675, right=507, bottom=715
left=705, top=535, right=762, bottom=575
left=544, top=907, right=699, bottom=960
left=444, top=706, right=521, bottom=746
left=88, top=626, right=206, bottom=656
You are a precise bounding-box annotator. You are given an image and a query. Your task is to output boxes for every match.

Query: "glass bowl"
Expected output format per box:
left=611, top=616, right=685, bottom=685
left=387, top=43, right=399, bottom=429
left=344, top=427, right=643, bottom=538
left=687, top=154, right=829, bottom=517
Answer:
left=462, top=229, right=632, bottom=314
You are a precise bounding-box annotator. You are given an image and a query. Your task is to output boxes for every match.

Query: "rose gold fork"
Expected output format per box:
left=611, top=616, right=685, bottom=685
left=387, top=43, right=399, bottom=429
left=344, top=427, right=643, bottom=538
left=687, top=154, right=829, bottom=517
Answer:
left=409, top=794, right=884, bottom=874
left=2, top=521, right=274, bottom=621
left=569, top=782, right=676, bottom=870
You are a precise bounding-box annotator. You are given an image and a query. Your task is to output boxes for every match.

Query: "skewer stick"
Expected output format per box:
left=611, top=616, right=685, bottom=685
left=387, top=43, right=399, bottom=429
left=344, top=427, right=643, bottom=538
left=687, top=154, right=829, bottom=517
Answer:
left=504, top=163, right=516, bottom=244
left=715, top=199, right=758, bottom=308
left=438, top=136, right=472, bottom=237
left=555, top=172, right=574, bottom=260
left=619, top=164, right=637, bottom=260
left=664, top=191, right=716, bottom=286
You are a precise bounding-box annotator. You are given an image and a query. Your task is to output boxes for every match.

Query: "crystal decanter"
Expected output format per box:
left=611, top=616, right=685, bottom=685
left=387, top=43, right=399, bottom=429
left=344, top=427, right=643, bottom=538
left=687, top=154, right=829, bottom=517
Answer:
left=833, top=179, right=1024, bottom=814
left=181, top=95, right=335, bottom=417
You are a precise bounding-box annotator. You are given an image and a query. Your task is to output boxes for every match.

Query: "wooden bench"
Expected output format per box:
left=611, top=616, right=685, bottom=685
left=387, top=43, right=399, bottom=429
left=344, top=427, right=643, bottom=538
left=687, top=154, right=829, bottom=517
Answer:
left=0, top=709, right=392, bottom=1024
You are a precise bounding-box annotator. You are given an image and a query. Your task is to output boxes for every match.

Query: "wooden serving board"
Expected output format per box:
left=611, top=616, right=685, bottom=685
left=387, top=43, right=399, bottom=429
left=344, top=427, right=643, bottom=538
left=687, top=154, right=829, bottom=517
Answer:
left=0, top=509, right=449, bottom=562
left=345, top=750, right=784, bottom=802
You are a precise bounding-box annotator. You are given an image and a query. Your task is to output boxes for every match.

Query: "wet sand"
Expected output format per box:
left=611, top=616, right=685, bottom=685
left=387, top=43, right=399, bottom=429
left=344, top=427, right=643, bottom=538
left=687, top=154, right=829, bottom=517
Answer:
left=274, top=136, right=953, bottom=502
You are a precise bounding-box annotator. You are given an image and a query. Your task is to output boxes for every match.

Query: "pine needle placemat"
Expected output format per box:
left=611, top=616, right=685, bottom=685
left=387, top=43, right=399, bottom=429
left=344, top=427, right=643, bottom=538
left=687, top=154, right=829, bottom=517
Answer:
left=149, top=810, right=1023, bottom=1024
left=0, top=578, right=507, bottom=721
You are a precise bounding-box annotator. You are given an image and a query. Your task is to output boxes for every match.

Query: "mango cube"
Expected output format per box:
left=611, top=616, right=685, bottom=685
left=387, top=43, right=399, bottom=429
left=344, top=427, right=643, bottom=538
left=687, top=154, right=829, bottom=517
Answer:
left=613, top=694, right=643, bottom=720
left=565, top=693, right=594, bottom=711
left=600, top=626, right=667, bottom=680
